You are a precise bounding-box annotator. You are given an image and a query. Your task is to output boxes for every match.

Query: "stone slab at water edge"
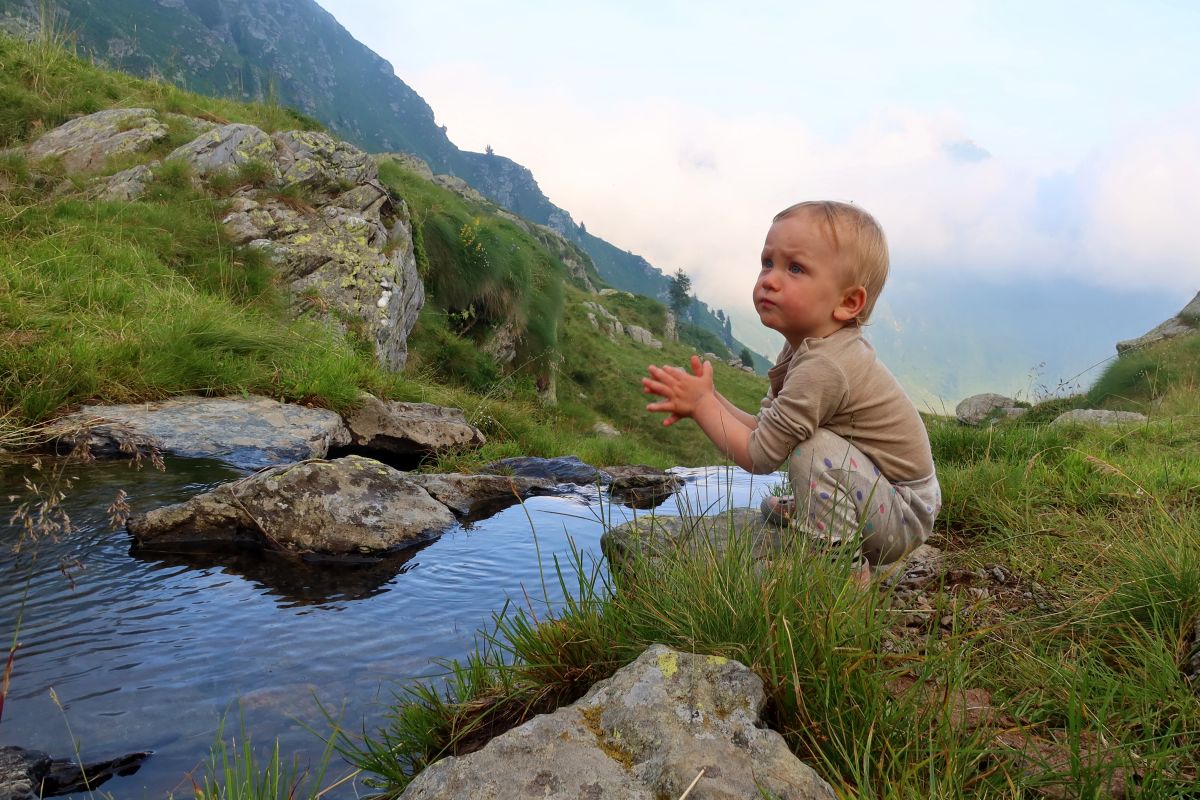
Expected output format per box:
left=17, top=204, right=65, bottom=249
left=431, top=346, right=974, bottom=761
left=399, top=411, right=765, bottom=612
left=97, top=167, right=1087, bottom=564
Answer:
left=49, top=396, right=350, bottom=470
left=398, top=644, right=836, bottom=800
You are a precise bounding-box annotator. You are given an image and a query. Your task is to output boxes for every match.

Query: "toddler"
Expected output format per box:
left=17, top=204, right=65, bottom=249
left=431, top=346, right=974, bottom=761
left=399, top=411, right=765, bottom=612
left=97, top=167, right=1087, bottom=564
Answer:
left=642, top=201, right=940, bottom=582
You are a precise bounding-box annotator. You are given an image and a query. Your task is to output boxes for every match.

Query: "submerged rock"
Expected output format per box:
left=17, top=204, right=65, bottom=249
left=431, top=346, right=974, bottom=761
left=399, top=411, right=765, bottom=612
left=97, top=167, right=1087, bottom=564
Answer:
left=128, top=455, right=455, bottom=558
left=398, top=644, right=836, bottom=800
left=603, top=465, right=684, bottom=509
left=406, top=472, right=555, bottom=520
left=49, top=395, right=350, bottom=470
left=486, top=455, right=612, bottom=486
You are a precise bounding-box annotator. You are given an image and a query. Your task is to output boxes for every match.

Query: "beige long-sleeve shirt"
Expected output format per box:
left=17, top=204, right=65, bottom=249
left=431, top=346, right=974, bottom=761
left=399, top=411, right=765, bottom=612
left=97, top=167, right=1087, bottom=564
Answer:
left=747, top=326, right=935, bottom=483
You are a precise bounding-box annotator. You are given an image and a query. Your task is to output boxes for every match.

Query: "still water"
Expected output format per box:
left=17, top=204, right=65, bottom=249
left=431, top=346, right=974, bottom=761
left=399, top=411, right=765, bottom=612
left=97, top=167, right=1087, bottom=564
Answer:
left=0, top=456, right=778, bottom=798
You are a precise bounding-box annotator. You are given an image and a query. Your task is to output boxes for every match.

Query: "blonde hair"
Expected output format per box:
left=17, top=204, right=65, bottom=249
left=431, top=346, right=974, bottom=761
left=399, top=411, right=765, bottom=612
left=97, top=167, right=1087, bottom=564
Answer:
left=773, top=200, right=889, bottom=324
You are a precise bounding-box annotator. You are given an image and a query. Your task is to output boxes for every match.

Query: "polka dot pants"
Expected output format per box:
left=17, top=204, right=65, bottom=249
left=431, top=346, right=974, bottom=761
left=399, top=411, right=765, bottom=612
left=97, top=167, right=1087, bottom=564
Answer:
left=787, top=429, right=940, bottom=566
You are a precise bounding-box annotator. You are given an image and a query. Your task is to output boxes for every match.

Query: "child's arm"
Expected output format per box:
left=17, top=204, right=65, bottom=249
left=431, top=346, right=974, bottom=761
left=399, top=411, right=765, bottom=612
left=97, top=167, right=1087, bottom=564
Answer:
left=642, top=357, right=758, bottom=472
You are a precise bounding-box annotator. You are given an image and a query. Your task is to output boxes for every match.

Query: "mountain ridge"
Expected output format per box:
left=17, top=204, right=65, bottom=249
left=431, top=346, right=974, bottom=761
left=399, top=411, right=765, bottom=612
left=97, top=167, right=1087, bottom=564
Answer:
left=0, top=0, right=767, bottom=368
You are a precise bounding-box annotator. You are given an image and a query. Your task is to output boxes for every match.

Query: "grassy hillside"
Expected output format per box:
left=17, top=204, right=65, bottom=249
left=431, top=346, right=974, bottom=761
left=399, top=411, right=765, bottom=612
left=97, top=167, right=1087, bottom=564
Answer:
left=0, top=32, right=767, bottom=468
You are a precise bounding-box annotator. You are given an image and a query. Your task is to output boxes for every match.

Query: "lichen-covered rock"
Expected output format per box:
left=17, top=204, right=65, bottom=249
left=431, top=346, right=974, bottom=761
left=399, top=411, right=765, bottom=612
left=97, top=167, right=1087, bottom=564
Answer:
left=272, top=129, right=377, bottom=197
left=50, top=395, right=350, bottom=470
left=128, top=455, right=456, bottom=557
left=255, top=199, right=424, bottom=370
left=406, top=473, right=555, bottom=519
left=1050, top=409, right=1147, bottom=427
left=955, top=393, right=1026, bottom=426
left=27, top=108, right=167, bottom=173
left=95, top=162, right=155, bottom=201
left=344, top=396, right=485, bottom=458
left=399, top=644, right=836, bottom=800
left=583, top=301, right=623, bottom=338
left=1116, top=290, right=1200, bottom=353
left=165, top=122, right=279, bottom=179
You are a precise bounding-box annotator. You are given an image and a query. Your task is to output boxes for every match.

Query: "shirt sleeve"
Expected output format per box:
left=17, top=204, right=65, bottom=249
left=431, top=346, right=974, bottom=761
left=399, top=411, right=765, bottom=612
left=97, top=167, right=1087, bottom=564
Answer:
left=747, top=354, right=848, bottom=473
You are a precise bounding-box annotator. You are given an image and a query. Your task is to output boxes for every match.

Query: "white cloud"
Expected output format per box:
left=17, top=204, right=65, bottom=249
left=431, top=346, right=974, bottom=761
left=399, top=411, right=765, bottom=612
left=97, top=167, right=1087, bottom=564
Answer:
left=406, top=63, right=1200, bottom=344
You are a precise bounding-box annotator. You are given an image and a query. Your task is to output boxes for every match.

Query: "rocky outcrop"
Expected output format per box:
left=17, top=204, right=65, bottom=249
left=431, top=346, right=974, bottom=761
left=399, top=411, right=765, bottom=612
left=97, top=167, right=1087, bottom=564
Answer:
left=398, top=644, right=836, bottom=800
left=344, top=396, right=485, bottom=459
left=128, top=455, right=455, bottom=558
left=50, top=396, right=349, bottom=470
left=27, top=110, right=426, bottom=372
left=583, top=302, right=662, bottom=348
left=26, top=108, right=167, bottom=173
left=955, top=393, right=1027, bottom=426
left=1050, top=409, right=1147, bottom=427
left=1116, top=290, right=1200, bottom=353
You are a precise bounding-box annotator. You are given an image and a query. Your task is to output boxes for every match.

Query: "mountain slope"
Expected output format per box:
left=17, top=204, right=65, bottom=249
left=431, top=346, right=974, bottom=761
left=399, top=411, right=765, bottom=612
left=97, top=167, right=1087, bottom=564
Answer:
left=0, top=0, right=767, bottom=367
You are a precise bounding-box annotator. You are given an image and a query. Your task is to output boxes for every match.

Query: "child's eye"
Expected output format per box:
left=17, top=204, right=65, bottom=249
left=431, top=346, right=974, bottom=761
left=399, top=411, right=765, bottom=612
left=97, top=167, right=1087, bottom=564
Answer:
left=761, top=259, right=772, bottom=269
left=789, top=263, right=804, bottom=274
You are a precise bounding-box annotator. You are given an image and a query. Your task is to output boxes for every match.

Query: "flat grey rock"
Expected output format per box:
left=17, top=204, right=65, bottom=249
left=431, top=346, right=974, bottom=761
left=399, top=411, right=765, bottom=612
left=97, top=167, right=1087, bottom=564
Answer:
left=51, top=395, right=350, bottom=470
left=406, top=472, right=555, bottom=520
left=27, top=108, right=167, bottom=173
left=1050, top=409, right=1147, bottom=427
left=345, top=397, right=485, bottom=458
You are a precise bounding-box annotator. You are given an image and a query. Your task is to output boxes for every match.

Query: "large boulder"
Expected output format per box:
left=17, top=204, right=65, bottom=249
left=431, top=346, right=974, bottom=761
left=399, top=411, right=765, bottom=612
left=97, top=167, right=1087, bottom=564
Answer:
left=344, top=397, right=485, bottom=459
left=128, top=455, right=456, bottom=558
left=624, top=323, right=662, bottom=349
left=1116, top=290, right=1200, bottom=353
left=399, top=644, right=836, bottom=800
left=27, top=108, right=167, bottom=173
left=954, top=393, right=1026, bottom=426
left=49, top=396, right=350, bottom=470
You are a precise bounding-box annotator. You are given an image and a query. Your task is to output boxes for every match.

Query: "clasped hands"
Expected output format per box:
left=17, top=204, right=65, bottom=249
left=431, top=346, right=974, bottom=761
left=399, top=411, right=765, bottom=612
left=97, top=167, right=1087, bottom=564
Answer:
left=642, top=354, right=714, bottom=427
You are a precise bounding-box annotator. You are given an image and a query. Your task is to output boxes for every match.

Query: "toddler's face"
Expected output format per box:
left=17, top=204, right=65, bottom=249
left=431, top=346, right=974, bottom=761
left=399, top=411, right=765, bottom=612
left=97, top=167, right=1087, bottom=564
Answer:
left=753, top=212, right=859, bottom=346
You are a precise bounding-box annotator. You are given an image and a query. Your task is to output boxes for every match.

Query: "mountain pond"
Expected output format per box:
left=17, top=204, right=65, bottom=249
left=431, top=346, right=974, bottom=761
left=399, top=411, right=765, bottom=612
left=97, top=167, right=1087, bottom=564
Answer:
left=1, top=456, right=780, bottom=799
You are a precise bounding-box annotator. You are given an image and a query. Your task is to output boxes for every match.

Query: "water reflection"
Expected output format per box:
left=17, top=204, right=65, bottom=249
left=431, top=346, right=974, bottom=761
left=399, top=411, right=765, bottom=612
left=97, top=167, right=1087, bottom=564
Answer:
left=1, top=457, right=779, bottom=799
left=129, top=540, right=434, bottom=605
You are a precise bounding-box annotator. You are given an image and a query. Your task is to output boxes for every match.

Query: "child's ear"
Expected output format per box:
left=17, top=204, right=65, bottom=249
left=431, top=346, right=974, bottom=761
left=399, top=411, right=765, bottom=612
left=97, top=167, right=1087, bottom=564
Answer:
left=833, top=286, right=867, bottom=322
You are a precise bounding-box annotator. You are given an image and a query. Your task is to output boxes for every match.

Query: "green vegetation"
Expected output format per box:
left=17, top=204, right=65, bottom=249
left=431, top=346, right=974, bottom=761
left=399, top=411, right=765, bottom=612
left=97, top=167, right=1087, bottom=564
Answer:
left=0, top=32, right=767, bottom=470
left=342, top=345, right=1200, bottom=797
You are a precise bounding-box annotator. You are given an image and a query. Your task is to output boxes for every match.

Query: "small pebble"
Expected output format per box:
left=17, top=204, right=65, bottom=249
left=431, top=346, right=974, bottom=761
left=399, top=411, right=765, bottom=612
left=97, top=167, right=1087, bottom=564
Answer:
left=991, top=566, right=1007, bottom=583
left=940, top=615, right=954, bottom=627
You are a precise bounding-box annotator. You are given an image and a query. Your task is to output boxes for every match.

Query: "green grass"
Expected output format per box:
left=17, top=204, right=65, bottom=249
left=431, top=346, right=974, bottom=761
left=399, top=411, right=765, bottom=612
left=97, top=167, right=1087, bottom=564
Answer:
left=0, top=32, right=320, bottom=149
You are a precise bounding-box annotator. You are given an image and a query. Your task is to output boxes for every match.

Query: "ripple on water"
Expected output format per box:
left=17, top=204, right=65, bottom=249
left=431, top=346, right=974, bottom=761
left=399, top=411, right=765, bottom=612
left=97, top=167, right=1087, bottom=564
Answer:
left=1, top=458, right=779, bottom=798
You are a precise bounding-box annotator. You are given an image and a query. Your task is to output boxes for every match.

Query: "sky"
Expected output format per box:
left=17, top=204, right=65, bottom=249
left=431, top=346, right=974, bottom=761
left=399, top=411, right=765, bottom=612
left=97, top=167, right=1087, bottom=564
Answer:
left=315, top=0, right=1200, bottom=398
